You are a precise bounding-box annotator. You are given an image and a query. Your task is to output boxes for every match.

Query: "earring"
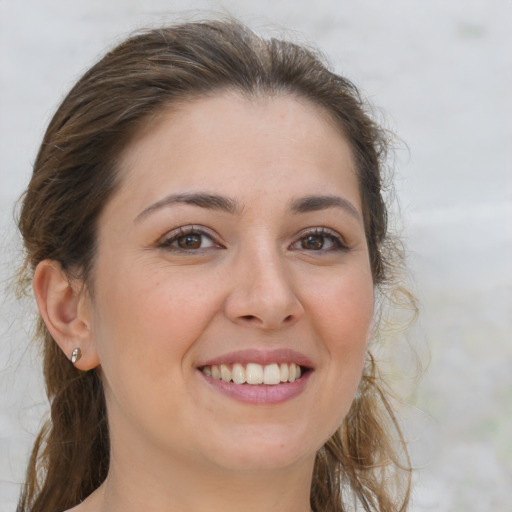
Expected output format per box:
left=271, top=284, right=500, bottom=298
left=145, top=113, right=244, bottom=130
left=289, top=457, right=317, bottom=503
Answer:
left=71, top=347, right=82, bottom=364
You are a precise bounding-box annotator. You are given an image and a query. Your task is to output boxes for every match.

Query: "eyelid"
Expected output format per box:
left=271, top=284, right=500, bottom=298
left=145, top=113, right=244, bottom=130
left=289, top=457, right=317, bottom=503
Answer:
left=156, top=225, right=224, bottom=250
left=289, top=226, right=349, bottom=251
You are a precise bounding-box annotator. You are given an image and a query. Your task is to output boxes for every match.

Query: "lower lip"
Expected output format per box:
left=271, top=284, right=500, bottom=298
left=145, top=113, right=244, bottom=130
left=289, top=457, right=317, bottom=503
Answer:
left=200, top=371, right=312, bottom=404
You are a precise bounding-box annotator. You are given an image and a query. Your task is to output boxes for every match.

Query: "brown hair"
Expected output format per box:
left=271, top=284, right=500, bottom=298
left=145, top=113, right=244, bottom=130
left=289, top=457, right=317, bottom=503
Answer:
left=16, top=17, right=413, bottom=512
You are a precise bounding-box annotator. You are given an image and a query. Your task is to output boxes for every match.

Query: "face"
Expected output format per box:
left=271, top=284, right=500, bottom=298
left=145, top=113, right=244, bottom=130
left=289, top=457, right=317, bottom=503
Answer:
left=85, top=92, right=374, bottom=475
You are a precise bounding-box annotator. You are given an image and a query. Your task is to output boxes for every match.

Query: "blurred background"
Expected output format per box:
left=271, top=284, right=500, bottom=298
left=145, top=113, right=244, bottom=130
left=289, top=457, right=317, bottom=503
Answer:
left=1, top=0, right=511, bottom=510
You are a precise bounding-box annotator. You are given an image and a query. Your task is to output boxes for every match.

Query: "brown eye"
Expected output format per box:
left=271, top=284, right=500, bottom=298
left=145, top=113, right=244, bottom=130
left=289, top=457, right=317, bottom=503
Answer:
left=177, top=234, right=203, bottom=249
left=290, top=228, right=347, bottom=253
left=301, top=235, right=324, bottom=250
left=158, top=228, right=218, bottom=251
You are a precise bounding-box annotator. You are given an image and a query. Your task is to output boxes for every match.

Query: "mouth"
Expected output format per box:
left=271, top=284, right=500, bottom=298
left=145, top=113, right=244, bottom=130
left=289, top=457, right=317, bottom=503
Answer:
left=199, top=362, right=310, bottom=385
left=196, top=349, right=313, bottom=404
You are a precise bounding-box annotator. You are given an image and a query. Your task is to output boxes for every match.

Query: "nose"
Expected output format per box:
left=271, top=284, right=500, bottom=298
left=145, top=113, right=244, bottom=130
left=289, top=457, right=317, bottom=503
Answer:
left=223, top=247, right=304, bottom=330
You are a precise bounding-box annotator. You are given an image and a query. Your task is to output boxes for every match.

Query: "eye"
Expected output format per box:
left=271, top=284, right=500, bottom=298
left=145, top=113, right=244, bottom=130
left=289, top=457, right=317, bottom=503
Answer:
left=157, top=227, right=219, bottom=251
left=290, top=228, right=347, bottom=252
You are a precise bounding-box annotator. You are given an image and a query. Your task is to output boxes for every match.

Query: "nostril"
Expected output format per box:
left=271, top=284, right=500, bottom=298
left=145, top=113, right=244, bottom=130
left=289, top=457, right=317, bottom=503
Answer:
left=239, top=313, right=296, bottom=326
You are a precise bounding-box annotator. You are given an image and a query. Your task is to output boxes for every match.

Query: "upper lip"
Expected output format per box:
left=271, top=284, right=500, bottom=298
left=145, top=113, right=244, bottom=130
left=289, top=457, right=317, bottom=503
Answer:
left=197, top=348, right=314, bottom=369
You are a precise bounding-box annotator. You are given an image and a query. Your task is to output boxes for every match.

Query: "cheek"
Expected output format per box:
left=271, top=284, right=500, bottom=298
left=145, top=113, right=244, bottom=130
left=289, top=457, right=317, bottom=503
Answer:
left=303, top=268, right=373, bottom=420
left=308, top=268, right=374, bottom=347
left=90, top=264, right=225, bottom=436
left=91, top=262, right=222, bottom=379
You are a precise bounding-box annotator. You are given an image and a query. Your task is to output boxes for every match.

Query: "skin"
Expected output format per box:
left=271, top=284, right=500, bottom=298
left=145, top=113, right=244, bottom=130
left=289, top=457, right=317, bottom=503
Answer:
left=34, top=92, right=375, bottom=512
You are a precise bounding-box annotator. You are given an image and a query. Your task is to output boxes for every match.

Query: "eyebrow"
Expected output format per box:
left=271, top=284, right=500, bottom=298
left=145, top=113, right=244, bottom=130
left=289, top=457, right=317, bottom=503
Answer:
left=290, top=195, right=361, bottom=221
left=135, top=192, right=361, bottom=223
left=135, top=192, right=240, bottom=222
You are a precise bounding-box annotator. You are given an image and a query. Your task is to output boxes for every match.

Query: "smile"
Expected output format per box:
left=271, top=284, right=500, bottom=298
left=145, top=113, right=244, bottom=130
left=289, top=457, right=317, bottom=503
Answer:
left=197, top=349, right=313, bottom=404
left=201, top=362, right=304, bottom=385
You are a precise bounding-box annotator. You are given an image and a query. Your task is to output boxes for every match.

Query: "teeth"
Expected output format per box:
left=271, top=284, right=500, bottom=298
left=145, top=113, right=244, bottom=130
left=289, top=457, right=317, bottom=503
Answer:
left=232, top=363, right=246, bottom=384
left=211, top=365, right=221, bottom=380
left=263, top=363, right=281, bottom=385
left=246, top=363, right=264, bottom=384
left=289, top=363, right=297, bottom=383
left=202, top=362, right=304, bottom=385
left=220, top=364, right=232, bottom=382
left=279, top=363, right=289, bottom=382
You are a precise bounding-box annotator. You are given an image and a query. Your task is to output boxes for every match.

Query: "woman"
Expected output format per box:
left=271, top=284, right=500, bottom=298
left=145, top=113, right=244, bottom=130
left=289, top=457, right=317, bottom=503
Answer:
left=16, top=18, right=413, bottom=512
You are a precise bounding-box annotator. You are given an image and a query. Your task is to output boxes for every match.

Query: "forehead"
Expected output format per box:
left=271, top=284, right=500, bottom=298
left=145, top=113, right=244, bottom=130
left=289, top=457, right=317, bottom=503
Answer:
left=114, top=91, right=360, bottom=213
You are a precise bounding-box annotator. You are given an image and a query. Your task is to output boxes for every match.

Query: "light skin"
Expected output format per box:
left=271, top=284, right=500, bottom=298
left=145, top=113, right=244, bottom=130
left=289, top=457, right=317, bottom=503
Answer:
left=33, top=92, right=375, bottom=512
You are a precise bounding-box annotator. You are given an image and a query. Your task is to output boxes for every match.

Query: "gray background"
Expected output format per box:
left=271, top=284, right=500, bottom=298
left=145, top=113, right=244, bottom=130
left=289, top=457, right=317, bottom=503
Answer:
left=1, top=0, right=511, bottom=510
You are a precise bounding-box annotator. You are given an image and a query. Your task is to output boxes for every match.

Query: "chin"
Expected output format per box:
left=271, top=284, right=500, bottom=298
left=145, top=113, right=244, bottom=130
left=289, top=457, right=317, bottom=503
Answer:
left=210, top=448, right=312, bottom=473
left=196, top=424, right=321, bottom=472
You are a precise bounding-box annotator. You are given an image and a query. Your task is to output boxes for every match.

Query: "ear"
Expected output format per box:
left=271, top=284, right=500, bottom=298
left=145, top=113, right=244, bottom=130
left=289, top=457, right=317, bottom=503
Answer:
left=33, top=259, right=99, bottom=371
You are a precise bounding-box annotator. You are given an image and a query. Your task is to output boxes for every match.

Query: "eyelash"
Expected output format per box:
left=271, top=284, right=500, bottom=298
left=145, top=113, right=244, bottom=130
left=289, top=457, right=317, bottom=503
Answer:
left=290, top=227, right=348, bottom=252
left=156, top=226, right=348, bottom=253
left=157, top=226, right=220, bottom=252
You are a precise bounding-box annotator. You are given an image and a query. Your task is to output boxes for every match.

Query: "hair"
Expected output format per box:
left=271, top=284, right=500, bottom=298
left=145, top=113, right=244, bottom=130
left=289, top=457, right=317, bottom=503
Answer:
left=16, top=17, right=414, bottom=512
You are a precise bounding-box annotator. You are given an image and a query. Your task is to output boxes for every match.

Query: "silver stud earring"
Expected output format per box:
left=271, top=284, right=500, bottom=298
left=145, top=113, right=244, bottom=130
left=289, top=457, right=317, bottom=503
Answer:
left=71, top=347, right=82, bottom=364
